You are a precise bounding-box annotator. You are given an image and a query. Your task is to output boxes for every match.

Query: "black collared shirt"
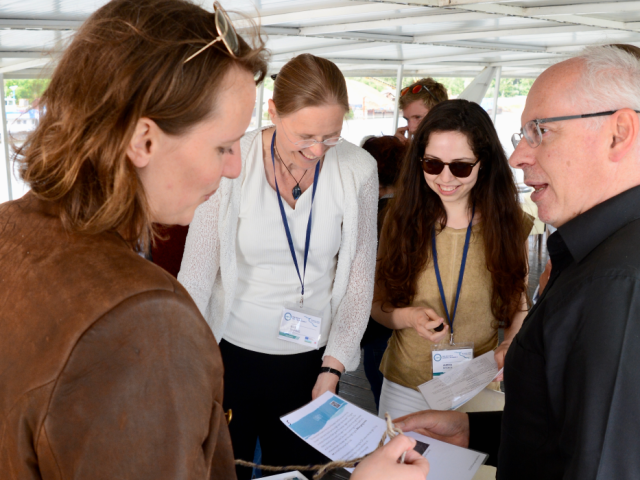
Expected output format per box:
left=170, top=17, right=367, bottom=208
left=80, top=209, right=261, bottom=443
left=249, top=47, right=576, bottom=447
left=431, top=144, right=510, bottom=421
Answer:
left=493, top=185, right=640, bottom=479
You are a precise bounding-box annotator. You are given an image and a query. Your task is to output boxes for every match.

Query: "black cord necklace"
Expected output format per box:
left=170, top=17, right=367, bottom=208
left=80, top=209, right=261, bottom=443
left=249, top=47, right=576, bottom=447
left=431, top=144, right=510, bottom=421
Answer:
left=274, top=143, right=308, bottom=200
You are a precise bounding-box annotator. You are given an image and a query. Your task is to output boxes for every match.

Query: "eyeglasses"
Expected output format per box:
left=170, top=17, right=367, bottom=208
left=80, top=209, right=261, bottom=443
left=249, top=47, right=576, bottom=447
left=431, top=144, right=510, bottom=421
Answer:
left=184, top=2, right=239, bottom=64
left=401, top=83, right=438, bottom=103
left=280, top=119, right=343, bottom=149
left=420, top=157, right=480, bottom=178
left=511, top=109, right=640, bottom=149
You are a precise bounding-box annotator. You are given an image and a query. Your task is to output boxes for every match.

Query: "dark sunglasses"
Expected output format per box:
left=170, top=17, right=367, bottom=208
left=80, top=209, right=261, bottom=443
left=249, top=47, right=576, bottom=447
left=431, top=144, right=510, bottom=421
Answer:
left=401, top=83, right=438, bottom=102
left=420, top=157, right=480, bottom=178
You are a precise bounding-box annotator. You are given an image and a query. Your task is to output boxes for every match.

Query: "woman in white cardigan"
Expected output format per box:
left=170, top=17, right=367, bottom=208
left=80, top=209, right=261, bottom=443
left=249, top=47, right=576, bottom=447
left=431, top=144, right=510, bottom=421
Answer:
left=178, top=54, right=378, bottom=478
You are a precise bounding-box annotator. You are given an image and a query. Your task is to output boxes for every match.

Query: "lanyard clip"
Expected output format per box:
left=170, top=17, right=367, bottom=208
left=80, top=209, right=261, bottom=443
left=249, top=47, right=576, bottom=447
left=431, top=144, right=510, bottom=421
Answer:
left=450, top=333, right=455, bottom=346
left=300, top=294, right=304, bottom=308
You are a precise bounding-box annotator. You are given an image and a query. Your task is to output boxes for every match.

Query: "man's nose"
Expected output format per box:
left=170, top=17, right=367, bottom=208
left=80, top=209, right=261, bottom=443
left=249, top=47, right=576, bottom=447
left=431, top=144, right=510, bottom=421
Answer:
left=509, top=140, right=535, bottom=170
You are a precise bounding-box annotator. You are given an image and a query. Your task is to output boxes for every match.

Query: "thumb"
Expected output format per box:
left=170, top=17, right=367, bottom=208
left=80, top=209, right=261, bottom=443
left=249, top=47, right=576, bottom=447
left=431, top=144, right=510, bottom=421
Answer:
left=394, top=412, right=431, bottom=433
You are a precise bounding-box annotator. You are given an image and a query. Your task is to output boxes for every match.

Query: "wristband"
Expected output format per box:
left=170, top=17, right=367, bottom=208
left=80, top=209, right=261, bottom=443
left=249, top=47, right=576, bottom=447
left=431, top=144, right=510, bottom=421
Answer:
left=319, top=366, right=342, bottom=379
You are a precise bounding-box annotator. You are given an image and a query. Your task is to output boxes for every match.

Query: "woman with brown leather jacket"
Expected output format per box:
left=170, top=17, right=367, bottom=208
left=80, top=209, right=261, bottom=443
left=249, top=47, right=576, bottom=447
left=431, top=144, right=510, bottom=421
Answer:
left=0, top=1, right=267, bottom=477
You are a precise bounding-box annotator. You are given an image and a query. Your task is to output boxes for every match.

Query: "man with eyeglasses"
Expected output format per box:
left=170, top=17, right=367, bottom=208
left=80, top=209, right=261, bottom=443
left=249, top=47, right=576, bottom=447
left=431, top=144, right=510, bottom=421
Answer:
left=353, top=44, right=640, bottom=480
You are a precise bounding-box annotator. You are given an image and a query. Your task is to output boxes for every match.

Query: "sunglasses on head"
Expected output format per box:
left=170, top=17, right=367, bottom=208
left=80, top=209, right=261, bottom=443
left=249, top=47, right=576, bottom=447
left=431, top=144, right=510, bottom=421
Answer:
left=184, top=2, right=239, bottom=64
left=401, top=83, right=438, bottom=102
left=420, top=157, right=480, bottom=178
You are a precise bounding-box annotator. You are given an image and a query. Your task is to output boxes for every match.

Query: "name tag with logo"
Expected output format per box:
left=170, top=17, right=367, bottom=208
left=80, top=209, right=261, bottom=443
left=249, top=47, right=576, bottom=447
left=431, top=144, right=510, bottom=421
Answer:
left=432, top=343, right=474, bottom=377
left=278, top=302, right=323, bottom=349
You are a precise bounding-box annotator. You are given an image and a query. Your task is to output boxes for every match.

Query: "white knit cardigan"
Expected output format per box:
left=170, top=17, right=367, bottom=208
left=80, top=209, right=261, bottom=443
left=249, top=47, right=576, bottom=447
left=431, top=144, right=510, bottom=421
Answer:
left=178, top=128, right=379, bottom=371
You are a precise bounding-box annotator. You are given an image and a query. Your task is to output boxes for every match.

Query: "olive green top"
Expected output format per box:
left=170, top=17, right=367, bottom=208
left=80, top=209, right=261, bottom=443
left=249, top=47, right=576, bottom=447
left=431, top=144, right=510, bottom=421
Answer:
left=380, top=215, right=533, bottom=390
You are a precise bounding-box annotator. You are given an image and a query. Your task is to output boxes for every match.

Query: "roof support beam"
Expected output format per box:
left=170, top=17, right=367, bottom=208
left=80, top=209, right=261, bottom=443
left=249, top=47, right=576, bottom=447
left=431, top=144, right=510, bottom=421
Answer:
left=0, top=51, right=56, bottom=59
left=342, top=0, right=640, bottom=33
left=414, top=24, right=597, bottom=43
left=299, top=11, right=494, bottom=35
left=0, top=58, right=50, bottom=74
left=271, top=42, right=387, bottom=61
left=450, top=3, right=640, bottom=33
left=0, top=19, right=82, bottom=30
left=243, top=2, right=420, bottom=26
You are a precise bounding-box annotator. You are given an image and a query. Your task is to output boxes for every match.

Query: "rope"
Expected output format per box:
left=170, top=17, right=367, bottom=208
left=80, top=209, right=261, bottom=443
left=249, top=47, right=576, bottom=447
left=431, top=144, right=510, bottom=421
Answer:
left=234, top=413, right=405, bottom=480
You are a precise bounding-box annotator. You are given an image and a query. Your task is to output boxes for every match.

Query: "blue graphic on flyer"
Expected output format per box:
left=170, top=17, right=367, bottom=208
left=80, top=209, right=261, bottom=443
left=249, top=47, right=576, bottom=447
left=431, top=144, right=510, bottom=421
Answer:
left=289, top=396, right=347, bottom=439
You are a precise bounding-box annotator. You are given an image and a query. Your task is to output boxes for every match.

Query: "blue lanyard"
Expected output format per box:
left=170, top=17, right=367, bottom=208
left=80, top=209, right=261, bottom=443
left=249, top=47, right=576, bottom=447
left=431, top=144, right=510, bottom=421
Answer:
left=271, top=132, right=320, bottom=306
left=431, top=204, right=475, bottom=344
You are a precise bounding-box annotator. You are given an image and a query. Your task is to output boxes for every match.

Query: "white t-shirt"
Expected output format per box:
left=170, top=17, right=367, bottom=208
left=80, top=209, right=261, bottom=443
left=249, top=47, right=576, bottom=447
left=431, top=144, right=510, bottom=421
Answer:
left=222, top=135, right=344, bottom=354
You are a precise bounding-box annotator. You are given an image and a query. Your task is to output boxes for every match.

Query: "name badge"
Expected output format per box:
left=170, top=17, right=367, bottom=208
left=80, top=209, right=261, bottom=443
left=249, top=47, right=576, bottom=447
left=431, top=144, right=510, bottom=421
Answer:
left=278, top=302, right=322, bottom=349
left=431, top=342, right=474, bottom=377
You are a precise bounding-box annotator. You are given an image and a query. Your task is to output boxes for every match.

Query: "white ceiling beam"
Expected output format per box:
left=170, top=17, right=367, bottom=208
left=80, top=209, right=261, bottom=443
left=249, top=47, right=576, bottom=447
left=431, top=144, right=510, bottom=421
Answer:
left=414, top=24, right=598, bottom=43
left=488, top=56, right=567, bottom=67
left=341, top=0, right=640, bottom=33
left=443, top=40, right=547, bottom=52
left=271, top=42, right=388, bottom=61
left=265, top=27, right=554, bottom=53
left=299, top=11, right=494, bottom=35
left=0, top=51, right=57, bottom=59
left=451, top=3, right=640, bottom=33
left=0, top=19, right=83, bottom=30
left=0, top=58, right=50, bottom=73
left=241, top=2, right=420, bottom=26
left=270, top=41, right=365, bottom=57
left=526, top=2, right=640, bottom=16
left=327, top=57, right=489, bottom=67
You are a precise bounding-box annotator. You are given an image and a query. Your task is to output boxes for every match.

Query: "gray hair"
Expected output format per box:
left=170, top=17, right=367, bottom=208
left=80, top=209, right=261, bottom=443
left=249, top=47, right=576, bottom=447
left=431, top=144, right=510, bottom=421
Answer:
left=572, top=45, right=640, bottom=130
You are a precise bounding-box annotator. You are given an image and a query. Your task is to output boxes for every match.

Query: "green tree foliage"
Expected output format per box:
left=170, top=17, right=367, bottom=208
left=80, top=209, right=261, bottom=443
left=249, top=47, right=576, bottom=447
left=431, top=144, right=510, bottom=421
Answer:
left=485, top=78, right=535, bottom=98
left=4, top=79, right=50, bottom=105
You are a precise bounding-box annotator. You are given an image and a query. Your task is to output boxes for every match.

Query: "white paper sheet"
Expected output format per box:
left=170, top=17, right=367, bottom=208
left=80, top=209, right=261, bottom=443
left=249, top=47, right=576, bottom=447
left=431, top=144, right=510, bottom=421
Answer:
left=418, top=351, right=502, bottom=410
left=262, top=472, right=309, bottom=480
left=280, top=391, right=487, bottom=480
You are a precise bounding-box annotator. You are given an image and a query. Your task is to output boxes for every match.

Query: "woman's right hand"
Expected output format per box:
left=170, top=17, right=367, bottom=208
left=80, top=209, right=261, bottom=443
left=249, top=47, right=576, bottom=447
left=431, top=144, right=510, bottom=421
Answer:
left=351, top=435, right=430, bottom=480
left=401, top=306, right=449, bottom=343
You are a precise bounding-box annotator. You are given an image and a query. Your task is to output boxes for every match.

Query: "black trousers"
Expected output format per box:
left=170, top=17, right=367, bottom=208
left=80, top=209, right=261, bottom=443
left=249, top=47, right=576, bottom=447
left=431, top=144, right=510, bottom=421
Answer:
left=220, top=340, right=333, bottom=479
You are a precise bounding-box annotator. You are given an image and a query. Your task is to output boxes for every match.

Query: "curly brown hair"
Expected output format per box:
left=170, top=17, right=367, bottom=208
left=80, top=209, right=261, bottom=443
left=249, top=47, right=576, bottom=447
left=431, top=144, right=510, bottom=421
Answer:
left=17, top=0, right=268, bottom=249
left=375, top=99, right=529, bottom=328
left=399, top=77, right=448, bottom=111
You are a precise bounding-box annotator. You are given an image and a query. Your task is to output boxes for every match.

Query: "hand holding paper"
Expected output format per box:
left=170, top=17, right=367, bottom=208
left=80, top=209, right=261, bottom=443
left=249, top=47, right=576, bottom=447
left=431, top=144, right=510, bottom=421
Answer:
left=280, top=391, right=487, bottom=480
left=394, top=410, right=471, bottom=448
left=351, top=435, right=430, bottom=480
left=418, top=351, right=502, bottom=411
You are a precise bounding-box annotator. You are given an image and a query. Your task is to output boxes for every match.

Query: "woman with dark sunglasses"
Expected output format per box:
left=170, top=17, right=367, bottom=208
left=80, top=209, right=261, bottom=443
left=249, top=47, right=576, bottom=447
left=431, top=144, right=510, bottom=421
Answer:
left=395, top=77, right=448, bottom=144
left=372, top=99, right=532, bottom=418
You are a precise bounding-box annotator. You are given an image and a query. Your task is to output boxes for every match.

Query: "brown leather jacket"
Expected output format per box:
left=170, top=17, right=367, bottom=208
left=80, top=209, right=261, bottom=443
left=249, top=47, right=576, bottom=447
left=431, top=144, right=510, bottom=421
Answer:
left=0, top=194, right=236, bottom=479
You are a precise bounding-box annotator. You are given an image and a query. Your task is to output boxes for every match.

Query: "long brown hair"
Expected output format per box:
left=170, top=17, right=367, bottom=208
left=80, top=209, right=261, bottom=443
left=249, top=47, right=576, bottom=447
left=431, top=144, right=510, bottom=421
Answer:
left=375, top=99, right=528, bottom=328
left=273, top=54, right=349, bottom=115
left=17, top=0, right=268, bottom=249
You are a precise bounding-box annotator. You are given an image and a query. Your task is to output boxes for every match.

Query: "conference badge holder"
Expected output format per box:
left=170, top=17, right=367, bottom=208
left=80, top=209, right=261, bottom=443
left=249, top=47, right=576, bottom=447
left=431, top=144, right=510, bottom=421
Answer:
left=431, top=342, right=474, bottom=377
left=278, top=302, right=323, bottom=349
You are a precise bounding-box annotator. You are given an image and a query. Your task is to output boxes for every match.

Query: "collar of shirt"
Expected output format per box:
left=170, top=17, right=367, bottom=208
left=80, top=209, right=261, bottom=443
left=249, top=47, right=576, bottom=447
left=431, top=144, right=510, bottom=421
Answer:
left=553, top=185, right=640, bottom=264
left=542, top=185, right=640, bottom=294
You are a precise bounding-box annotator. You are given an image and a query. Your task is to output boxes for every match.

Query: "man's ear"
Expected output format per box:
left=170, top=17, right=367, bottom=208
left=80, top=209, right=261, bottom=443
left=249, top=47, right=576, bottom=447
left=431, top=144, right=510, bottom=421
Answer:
left=127, top=117, right=158, bottom=168
left=610, top=108, right=639, bottom=162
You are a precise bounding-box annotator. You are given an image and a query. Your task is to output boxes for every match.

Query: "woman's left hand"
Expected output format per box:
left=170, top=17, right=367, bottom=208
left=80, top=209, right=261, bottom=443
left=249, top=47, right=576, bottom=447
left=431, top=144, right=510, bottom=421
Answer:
left=312, top=372, right=340, bottom=400
left=312, top=356, right=344, bottom=400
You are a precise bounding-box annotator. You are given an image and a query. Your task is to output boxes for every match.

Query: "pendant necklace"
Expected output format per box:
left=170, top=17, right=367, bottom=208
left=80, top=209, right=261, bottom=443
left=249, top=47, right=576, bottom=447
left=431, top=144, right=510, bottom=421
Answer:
left=274, top=143, right=308, bottom=200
